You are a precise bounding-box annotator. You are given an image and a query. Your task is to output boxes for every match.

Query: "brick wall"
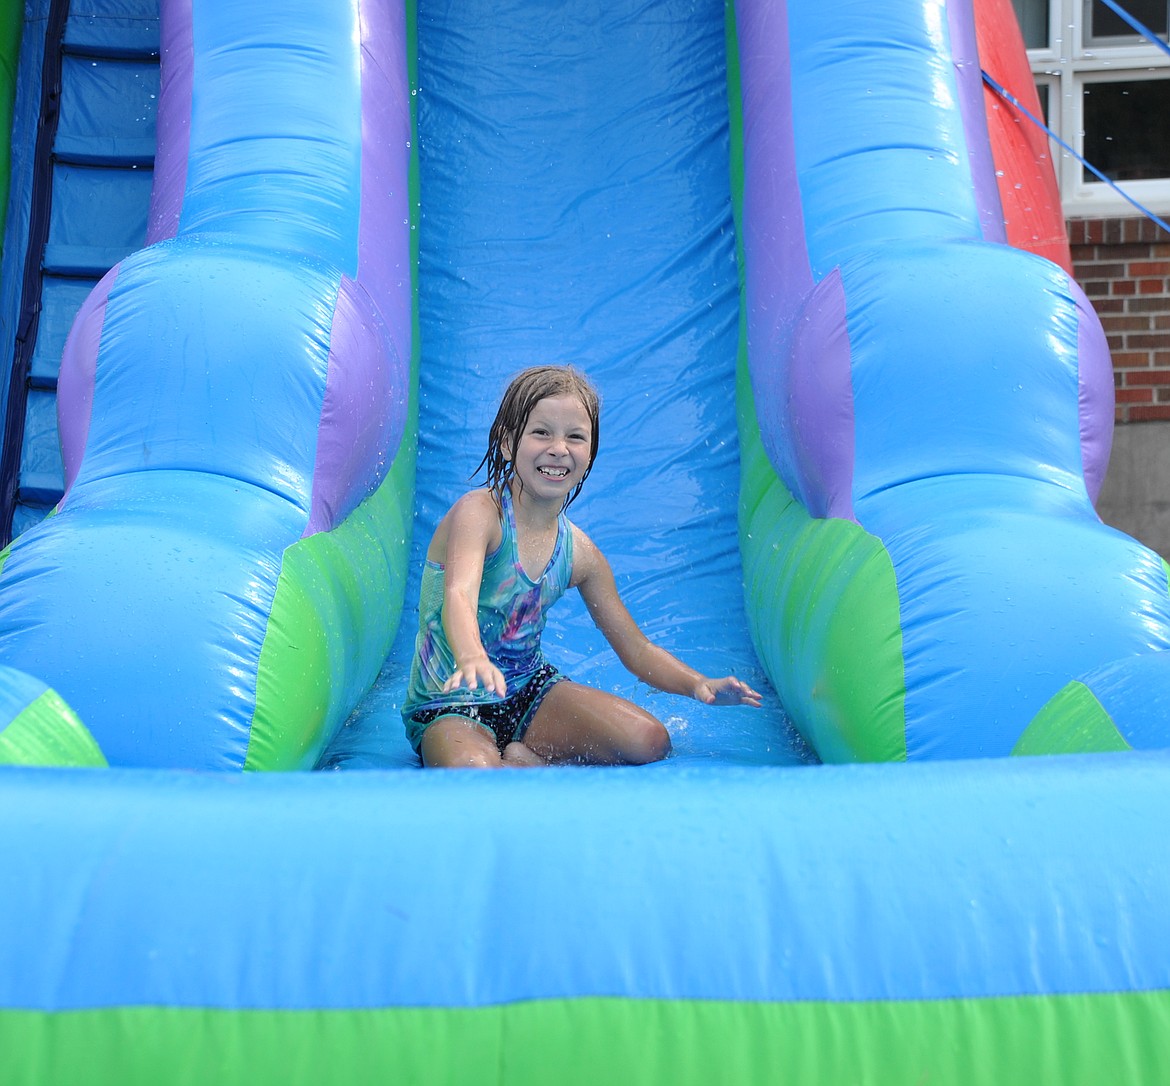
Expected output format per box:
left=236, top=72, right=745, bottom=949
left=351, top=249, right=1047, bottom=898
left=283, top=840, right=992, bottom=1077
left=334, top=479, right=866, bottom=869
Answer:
left=1067, top=216, right=1170, bottom=423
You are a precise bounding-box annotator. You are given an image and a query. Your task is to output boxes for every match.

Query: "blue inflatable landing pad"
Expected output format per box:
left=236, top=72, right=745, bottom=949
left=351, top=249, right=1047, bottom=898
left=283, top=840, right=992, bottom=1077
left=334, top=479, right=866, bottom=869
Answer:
left=3, top=751, right=1168, bottom=1012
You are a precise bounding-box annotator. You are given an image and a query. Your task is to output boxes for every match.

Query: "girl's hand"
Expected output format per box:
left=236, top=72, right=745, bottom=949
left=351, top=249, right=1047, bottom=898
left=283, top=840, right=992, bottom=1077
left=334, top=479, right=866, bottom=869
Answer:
left=444, top=655, right=508, bottom=697
left=694, top=676, right=762, bottom=707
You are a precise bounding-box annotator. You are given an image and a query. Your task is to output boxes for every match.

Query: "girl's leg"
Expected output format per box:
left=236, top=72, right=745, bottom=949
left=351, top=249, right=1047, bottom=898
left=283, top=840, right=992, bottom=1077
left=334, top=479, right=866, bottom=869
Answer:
left=502, top=741, right=548, bottom=766
left=419, top=715, right=549, bottom=768
left=420, top=716, right=505, bottom=768
left=521, top=682, right=672, bottom=765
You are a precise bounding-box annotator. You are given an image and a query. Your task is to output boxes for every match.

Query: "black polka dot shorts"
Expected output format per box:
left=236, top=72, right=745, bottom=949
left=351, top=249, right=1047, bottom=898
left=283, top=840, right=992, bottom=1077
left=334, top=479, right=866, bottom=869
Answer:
left=406, top=661, right=566, bottom=754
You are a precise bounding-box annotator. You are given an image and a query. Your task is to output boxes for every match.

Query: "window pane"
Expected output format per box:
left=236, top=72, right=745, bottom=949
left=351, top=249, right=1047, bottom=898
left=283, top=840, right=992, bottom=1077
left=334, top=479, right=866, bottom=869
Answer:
left=1012, top=0, right=1050, bottom=48
left=1082, top=78, right=1170, bottom=181
left=1088, top=0, right=1168, bottom=40
left=1036, top=81, right=1050, bottom=124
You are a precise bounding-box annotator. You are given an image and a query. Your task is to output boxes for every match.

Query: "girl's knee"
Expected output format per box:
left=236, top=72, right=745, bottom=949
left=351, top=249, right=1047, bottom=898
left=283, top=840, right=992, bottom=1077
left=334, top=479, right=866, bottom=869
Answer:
left=623, top=711, right=671, bottom=764
left=425, top=747, right=503, bottom=769
left=461, top=749, right=506, bottom=769
left=420, top=723, right=505, bottom=769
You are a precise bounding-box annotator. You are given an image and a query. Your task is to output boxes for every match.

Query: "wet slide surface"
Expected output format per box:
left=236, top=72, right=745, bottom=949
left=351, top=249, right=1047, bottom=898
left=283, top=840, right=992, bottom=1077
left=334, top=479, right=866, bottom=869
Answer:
left=321, top=0, right=812, bottom=768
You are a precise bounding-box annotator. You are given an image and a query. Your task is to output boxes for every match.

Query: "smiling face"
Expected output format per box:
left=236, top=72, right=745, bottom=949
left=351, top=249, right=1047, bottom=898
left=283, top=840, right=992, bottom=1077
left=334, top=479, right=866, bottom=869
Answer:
left=476, top=365, right=601, bottom=508
left=504, top=394, right=594, bottom=508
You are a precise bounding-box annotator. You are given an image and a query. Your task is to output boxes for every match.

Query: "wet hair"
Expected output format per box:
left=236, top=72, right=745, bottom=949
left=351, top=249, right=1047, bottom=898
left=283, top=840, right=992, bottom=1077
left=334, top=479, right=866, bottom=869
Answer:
left=474, top=364, right=601, bottom=508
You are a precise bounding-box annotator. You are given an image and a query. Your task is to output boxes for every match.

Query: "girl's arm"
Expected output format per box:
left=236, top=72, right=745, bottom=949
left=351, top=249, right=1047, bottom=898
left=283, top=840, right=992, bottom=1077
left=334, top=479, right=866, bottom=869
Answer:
left=572, top=529, right=761, bottom=707
left=439, top=492, right=507, bottom=696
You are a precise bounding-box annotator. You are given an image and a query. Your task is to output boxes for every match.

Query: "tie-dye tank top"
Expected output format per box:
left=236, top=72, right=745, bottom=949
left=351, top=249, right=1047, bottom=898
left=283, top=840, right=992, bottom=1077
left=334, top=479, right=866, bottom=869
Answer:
left=401, top=487, right=574, bottom=719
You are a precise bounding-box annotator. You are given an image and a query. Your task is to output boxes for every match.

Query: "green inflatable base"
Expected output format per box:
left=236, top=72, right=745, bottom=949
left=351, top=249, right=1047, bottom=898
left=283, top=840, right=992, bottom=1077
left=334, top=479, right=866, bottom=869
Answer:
left=4, top=988, right=1168, bottom=1085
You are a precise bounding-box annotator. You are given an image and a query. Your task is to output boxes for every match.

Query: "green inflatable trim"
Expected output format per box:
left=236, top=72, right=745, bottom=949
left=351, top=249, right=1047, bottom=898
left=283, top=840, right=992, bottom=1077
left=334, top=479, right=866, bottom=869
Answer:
left=4, top=989, right=1169, bottom=1085
left=1012, top=557, right=1170, bottom=756
left=245, top=429, right=417, bottom=771
left=0, top=688, right=107, bottom=767
left=1012, top=680, right=1131, bottom=757
left=724, top=6, right=907, bottom=763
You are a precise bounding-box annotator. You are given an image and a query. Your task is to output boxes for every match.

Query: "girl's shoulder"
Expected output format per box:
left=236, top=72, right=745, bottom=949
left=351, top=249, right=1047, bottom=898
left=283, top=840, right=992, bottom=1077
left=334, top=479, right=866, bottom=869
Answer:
left=568, top=522, right=605, bottom=587
left=427, top=489, right=504, bottom=563
left=450, top=488, right=501, bottom=519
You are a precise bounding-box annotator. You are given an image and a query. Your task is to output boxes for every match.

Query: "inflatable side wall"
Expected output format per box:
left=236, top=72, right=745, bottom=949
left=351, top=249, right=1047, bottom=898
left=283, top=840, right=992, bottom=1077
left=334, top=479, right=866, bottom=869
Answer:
left=732, top=0, right=1170, bottom=761
left=0, top=0, right=417, bottom=769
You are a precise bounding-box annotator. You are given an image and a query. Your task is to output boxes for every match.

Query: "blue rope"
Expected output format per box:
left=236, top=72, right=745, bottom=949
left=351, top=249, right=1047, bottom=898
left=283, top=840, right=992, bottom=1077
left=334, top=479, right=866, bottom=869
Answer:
left=981, top=69, right=1170, bottom=235
left=1095, top=0, right=1170, bottom=60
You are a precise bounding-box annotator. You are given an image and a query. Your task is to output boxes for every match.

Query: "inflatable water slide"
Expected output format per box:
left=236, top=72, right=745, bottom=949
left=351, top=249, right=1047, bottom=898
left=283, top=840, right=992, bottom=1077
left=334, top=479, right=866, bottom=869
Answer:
left=2, top=0, right=1169, bottom=1081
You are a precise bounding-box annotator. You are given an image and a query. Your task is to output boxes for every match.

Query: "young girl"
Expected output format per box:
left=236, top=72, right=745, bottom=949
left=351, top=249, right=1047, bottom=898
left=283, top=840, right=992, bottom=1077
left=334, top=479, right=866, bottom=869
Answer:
left=401, top=365, right=761, bottom=768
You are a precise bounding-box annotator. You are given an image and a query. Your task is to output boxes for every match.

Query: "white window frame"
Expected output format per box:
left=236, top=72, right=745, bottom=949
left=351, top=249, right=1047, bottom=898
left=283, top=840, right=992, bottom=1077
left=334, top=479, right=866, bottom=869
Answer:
left=1026, top=0, right=1170, bottom=217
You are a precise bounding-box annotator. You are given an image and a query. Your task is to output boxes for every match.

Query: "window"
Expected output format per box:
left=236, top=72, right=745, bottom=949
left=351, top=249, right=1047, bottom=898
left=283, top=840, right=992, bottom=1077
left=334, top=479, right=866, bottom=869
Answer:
left=1011, top=0, right=1170, bottom=215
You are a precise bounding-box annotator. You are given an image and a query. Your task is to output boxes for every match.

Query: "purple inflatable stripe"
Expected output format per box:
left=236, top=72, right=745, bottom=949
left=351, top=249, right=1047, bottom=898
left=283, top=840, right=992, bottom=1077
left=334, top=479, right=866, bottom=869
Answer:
left=946, top=0, right=1006, bottom=244
left=736, top=0, right=856, bottom=515
left=737, top=0, right=812, bottom=344
left=306, top=275, right=406, bottom=535
left=57, top=268, right=119, bottom=494
left=146, top=0, right=192, bottom=245
left=1074, top=273, right=1115, bottom=503
left=736, top=0, right=815, bottom=498
left=303, top=0, right=413, bottom=534
left=358, top=0, right=412, bottom=359
left=789, top=268, right=856, bottom=520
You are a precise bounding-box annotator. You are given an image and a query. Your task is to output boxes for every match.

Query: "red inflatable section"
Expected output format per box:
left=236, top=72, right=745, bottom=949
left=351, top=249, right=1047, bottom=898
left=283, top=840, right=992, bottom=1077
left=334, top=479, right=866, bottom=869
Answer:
left=974, top=0, right=1073, bottom=273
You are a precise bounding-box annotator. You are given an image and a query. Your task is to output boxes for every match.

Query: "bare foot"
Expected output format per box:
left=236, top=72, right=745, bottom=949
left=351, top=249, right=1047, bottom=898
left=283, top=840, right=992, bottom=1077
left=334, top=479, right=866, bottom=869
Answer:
left=502, top=741, right=548, bottom=767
